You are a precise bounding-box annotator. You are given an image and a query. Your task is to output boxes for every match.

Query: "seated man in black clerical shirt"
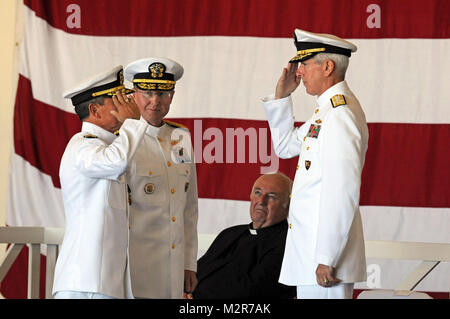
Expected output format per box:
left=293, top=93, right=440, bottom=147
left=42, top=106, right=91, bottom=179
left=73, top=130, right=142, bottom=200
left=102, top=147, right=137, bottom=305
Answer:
left=185, top=173, right=297, bottom=299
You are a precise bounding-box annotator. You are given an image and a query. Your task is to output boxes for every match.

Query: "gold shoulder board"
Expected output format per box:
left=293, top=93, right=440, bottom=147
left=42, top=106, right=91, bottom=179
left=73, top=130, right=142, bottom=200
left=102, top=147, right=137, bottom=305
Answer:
left=164, top=120, right=189, bottom=131
left=330, top=94, right=347, bottom=108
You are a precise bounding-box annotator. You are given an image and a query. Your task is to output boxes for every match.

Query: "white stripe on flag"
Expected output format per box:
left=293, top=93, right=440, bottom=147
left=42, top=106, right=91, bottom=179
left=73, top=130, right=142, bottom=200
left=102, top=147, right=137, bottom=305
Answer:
left=6, top=153, right=65, bottom=227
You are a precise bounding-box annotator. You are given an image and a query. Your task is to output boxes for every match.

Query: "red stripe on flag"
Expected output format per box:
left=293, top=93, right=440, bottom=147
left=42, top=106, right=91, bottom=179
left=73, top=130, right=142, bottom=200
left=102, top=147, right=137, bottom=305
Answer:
left=13, top=75, right=80, bottom=188
left=24, top=0, right=450, bottom=38
left=360, top=122, right=450, bottom=208
left=171, top=118, right=450, bottom=208
left=13, top=75, right=450, bottom=207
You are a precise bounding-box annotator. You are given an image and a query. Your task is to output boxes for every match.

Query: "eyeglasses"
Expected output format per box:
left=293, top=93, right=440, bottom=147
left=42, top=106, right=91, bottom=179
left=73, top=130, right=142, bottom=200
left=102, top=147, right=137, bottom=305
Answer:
left=137, top=90, right=173, bottom=99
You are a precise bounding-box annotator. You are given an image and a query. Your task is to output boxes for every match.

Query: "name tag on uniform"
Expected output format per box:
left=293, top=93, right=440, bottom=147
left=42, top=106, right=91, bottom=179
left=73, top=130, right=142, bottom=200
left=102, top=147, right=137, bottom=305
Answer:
left=306, top=124, right=321, bottom=138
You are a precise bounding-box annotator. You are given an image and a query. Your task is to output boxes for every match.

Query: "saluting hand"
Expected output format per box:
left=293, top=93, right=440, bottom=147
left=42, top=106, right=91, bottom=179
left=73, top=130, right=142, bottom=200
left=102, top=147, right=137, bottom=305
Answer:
left=110, top=91, right=140, bottom=123
left=275, top=62, right=301, bottom=99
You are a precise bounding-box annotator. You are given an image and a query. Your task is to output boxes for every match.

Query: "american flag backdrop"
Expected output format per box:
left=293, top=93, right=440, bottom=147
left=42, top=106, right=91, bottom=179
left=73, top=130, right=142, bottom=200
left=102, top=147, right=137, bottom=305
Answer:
left=2, top=0, right=449, bottom=298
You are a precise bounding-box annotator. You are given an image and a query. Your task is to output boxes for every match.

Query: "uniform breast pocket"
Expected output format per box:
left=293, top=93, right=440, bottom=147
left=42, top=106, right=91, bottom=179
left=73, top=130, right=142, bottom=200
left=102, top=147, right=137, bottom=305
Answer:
left=177, top=164, right=191, bottom=203
left=108, top=175, right=127, bottom=210
left=133, top=166, right=167, bottom=206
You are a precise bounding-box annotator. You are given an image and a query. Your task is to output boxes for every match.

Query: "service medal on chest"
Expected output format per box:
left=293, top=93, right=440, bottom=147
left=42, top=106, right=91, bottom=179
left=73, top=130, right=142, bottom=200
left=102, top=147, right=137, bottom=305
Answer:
left=305, top=160, right=311, bottom=170
left=144, top=183, right=155, bottom=194
left=306, top=124, right=321, bottom=138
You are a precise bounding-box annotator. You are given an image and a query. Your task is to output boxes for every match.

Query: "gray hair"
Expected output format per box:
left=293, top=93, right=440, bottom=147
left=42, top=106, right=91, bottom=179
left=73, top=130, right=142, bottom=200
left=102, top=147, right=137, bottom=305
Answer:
left=75, top=96, right=105, bottom=121
left=313, top=53, right=349, bottom=80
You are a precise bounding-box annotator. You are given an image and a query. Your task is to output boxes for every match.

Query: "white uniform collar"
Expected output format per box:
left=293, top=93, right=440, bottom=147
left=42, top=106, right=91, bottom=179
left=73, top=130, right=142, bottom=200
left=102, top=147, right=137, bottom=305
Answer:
left=141, top=117, right=169, bottom=137
left=315, top=80, right=349, bottom=108
left=81, top=121, right=117, bottom=144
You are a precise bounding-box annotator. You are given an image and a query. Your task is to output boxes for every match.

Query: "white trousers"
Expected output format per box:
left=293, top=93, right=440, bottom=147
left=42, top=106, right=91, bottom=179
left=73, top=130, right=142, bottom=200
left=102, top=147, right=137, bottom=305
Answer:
left=54, top=291, right=117, bottom=299
left=297, top=283, right=354, bottom=299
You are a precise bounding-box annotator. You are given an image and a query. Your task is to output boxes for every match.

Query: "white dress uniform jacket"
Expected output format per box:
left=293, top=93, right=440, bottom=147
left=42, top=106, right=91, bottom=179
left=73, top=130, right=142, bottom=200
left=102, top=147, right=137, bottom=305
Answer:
left=127, top=118, right=199, bottom=299
left=53, top=119, right=148, bottom=298
left=262, top=81, right=368, bottom=285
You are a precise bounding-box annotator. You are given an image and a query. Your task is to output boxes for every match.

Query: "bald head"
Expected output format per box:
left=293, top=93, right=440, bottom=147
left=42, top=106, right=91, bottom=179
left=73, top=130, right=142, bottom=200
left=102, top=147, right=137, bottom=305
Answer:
left=249, top=173, right=293, bottom=229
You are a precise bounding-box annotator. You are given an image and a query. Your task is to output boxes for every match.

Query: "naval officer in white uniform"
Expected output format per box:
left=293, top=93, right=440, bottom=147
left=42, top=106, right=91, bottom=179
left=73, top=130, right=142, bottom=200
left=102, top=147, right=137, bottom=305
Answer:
left=124, top=58, right=199, bottom=299
left=262, top=29, right=369, bottom=299
left=53, top=66, right=147, bottom=298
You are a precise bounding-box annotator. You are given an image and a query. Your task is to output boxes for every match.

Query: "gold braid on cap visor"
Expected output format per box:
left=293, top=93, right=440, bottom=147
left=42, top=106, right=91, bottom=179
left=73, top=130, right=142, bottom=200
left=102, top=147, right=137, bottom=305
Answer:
left=133, top=79, right=176, bottom=91
left=92, top=85, right=129, bottom=97
left=290, top=47, right=326, bottom=62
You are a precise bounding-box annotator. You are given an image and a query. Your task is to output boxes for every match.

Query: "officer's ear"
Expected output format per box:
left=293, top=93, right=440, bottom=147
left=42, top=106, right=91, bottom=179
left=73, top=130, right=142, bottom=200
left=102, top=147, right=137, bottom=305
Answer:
left=323, top=59, right=335, bottom=77
left=88, top=103, right=101, bottom=119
